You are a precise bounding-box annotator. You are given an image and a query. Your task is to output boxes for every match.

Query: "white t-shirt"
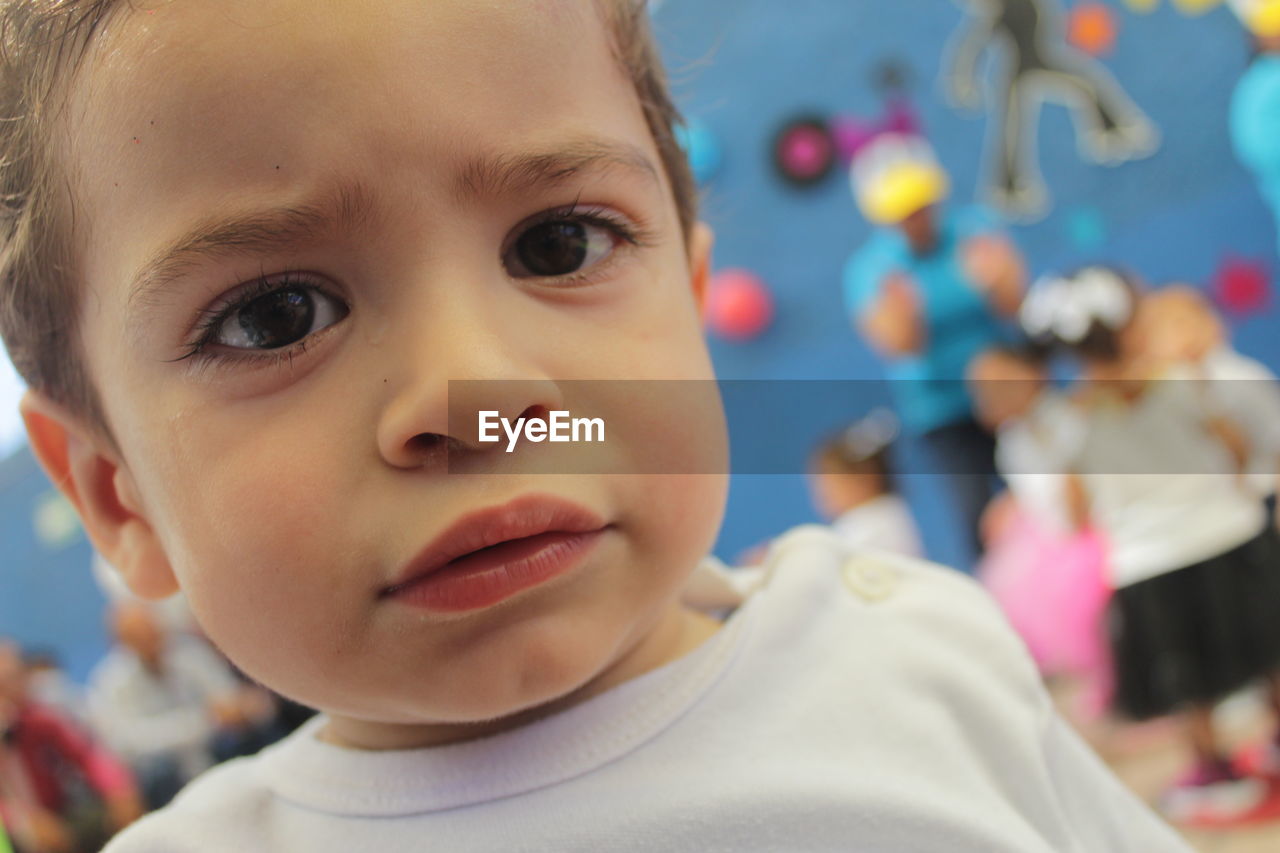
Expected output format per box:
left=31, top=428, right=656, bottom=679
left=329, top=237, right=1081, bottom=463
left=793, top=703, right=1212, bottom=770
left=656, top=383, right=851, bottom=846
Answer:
left=105, top=527, right=1188, bottom=853
left=830, top=493, right=924, bottom=558
left=995, top=393, right=1087, bottom=534
left=1074, top=376, right=1266, bottom=588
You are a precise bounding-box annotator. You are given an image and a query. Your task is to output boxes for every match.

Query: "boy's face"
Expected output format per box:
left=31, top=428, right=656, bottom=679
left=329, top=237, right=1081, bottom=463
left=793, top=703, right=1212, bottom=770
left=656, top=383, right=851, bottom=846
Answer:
left=52, top=0, right=726, bottom=734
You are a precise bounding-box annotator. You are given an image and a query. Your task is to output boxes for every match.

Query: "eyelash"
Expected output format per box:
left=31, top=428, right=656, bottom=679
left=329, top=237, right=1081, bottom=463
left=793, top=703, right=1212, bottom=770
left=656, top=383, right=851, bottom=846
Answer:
left=530, top=201, right=651, bottom=245
left=174, top=272, right=337, bottom=372
left=174, top=204, right=655, bottom=373
left=510, top=201, right=656, bottom=284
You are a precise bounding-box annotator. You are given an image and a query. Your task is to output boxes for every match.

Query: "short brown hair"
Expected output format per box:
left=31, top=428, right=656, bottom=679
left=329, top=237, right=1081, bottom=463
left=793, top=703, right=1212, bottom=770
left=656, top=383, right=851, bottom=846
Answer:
left=0, top=0, right=697, bottom=429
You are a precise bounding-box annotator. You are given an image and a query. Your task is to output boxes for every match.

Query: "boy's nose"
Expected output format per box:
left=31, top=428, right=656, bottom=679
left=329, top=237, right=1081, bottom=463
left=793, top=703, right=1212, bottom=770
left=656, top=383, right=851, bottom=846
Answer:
left=375, top=328, right=566, bottom=471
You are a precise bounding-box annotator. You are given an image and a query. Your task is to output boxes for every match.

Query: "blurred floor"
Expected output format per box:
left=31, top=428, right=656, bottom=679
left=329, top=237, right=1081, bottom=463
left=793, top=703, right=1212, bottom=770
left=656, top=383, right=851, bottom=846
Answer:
left=1052, top=681, right=1280, bottom=853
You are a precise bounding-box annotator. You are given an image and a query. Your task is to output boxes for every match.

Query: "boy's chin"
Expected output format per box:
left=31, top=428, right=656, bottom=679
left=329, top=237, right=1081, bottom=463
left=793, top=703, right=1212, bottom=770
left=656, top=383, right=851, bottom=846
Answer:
left=434, top=648, right=614, bottom=724
left=371, top=640, right=620, bottom=732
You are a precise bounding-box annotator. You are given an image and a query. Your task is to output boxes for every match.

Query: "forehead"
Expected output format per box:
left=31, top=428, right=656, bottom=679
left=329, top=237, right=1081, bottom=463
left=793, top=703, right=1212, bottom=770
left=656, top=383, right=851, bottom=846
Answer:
left=60, top=0, right=646, bottom=288
left=73, top=0, right=611, bottom=132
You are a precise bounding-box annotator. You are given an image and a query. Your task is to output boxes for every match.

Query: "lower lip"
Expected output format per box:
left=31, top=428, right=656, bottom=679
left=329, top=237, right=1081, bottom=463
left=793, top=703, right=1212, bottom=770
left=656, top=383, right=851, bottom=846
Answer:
left=386, top=529, right=606, bottom=613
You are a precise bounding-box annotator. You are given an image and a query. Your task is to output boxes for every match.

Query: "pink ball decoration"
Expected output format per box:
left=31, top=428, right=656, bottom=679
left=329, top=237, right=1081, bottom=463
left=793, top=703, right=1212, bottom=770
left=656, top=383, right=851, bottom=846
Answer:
left=1212, top=256, right=1271, bottom=316
left=705, top=268, right=774, bottom=341
left=779, top=126, right=829, bottom=176
left=772, top=116, right=835, bottom=186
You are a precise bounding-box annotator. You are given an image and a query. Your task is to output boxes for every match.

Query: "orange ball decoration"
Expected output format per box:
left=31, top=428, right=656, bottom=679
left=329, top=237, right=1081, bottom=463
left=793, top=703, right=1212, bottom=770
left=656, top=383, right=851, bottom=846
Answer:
left=1068, top=3, right=1119, bottom=56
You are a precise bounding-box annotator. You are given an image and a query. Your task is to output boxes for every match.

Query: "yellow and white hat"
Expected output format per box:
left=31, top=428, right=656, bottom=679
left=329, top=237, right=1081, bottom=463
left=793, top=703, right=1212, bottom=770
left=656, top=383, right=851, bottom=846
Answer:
left=1231, top=0, right=1280, bottom=37
left=849, top=133, right=951, bottom=226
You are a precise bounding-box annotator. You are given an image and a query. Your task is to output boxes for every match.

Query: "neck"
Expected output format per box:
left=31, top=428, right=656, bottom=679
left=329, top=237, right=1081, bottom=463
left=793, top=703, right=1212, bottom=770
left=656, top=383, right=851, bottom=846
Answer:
left=1083, top=361, right=1120, bottom=381
left=139, top=654, right=164, bottom=677
left=907, top=231, right=937, bottom=257
left=1082, top=359, right=1150, bottom=400
left=838, top=491, right=887, bottom=515
left=1087, top=347, right=1156, bottom=378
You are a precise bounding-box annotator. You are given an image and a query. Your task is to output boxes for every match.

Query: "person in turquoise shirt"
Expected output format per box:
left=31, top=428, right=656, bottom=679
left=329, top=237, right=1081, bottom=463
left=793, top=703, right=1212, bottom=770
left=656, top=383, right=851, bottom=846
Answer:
left=1230, top=1, right=1280, bottom=256
left=843, top=107, right=1026, bottom=566
left=844, top=205, right=1016, bottom=434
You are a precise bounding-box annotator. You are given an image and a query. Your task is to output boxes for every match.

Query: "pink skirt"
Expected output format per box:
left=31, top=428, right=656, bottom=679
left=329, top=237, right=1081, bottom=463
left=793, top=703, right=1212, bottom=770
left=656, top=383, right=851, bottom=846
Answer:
left=979, top=508, right=1113, bottom=716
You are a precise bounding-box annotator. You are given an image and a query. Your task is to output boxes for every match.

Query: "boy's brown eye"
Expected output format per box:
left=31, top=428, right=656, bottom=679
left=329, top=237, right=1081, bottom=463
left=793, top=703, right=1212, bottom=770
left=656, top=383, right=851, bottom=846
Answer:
left=506, top=218, right=618, bottom=279
left=213, top=286, right=348, bottom=350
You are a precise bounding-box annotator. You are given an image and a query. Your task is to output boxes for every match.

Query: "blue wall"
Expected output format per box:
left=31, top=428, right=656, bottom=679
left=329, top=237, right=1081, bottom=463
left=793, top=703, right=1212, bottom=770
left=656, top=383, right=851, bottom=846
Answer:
left=649, top=0, right=1280, bottom=565
left=0, top=449, right=103, bottom=682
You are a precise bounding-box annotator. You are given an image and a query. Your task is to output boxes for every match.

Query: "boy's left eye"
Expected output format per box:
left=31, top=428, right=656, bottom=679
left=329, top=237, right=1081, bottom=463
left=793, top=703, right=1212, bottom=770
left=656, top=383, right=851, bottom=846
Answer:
left=504, top=215, right=626, bottom=279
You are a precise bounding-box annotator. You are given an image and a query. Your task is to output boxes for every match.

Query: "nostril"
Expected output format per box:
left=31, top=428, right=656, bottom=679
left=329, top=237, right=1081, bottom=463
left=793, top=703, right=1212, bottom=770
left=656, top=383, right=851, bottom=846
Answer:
left=406, top=433, right=451, bottom=457
left=521, top=404, right=551, bottom=423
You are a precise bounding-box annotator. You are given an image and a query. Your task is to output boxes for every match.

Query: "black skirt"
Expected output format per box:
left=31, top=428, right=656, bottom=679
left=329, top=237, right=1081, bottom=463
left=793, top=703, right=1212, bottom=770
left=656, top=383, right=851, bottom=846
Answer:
left=1108, top=524, right=1280, bottom=720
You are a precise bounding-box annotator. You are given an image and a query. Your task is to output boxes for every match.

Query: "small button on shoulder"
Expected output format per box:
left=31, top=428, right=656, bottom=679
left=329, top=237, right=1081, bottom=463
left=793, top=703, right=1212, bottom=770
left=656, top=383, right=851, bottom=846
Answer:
left=841, top=556, right=898, bottom=603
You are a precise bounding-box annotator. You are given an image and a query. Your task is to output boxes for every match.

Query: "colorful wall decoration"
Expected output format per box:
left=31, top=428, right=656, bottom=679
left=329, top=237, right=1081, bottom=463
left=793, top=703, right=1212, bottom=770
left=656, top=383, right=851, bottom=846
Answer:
left=652, top=0, right=1279, bottom=566
left=944, top=0, right=1159, bottom=220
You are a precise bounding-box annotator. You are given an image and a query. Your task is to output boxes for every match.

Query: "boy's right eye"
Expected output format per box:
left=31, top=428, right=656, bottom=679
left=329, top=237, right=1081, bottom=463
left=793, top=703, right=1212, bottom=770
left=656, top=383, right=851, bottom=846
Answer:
left=187, top=276, right=350, bottom=358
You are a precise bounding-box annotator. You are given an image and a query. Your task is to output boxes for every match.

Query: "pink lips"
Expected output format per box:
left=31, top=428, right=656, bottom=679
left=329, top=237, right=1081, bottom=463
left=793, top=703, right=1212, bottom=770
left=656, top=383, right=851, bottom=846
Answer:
left=381, top=495, right=609, bottom=613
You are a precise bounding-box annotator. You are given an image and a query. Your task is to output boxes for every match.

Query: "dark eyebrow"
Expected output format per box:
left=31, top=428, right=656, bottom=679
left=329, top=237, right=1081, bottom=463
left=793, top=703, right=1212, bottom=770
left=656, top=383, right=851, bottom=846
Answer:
left=128, top=141, right=661, bottom=312
left=127, top=183, right=377, bottom=312
left=453, top=138, right=661, bottom=203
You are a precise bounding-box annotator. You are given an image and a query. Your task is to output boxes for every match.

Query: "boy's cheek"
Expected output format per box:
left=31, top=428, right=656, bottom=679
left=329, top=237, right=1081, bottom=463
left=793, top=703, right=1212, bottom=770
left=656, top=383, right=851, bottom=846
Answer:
left=137, top=416, right=359, bottom=593
left=621, top=474, right=728, bottom=559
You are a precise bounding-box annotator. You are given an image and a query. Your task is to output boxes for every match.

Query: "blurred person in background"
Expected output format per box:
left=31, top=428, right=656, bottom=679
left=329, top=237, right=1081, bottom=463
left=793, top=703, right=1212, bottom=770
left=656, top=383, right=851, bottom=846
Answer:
left=807, top=409, right=924, bottom=558
left=1140, top=284, right=1280, bottom=515
left=0, top=813, right=13, bottom=853
left=0, top=641, right=141, bottom=852
left=88, top=603, right=280, bottom=810
left=967, top=346, right=1112, bottom=720
left=843, top=103, right=1026, bottom=568
left=23, top=651, right=89, bottom=733
left=93, top=553, right=314, bottom=738
left=1023, top=267, right=1280, bottom=825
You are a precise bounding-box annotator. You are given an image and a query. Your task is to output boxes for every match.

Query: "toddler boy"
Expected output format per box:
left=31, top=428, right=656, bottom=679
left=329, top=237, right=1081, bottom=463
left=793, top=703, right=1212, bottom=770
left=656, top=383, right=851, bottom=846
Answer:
left=0, top=1, right=1188, bottom=849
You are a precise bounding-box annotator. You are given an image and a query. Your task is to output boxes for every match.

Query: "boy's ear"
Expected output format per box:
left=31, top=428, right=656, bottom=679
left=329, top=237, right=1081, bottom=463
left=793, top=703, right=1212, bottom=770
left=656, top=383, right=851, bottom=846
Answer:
left=689, top=222, right=715, bottom=314
left=20, top=391, right=179, bottom=600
